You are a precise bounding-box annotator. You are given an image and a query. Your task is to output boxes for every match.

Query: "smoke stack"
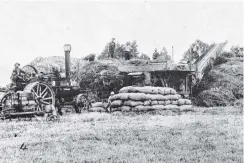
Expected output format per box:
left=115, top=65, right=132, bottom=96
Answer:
left=63, top=44, right=71, bottom=83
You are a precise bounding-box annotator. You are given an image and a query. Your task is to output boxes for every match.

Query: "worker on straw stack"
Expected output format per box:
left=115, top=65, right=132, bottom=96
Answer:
left=105, top=91, right=115, bottom=113
left=11, top=63, right=26, bottom=87
left=108, top=38, right=116, bottom=58
left=124, top=42, right=132, bottom=60
left=152, top=48, right=160, bottom=60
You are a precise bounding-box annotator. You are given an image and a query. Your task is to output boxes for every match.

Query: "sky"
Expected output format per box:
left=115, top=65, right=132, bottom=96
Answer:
left=0, top=0, right=243, bottom=86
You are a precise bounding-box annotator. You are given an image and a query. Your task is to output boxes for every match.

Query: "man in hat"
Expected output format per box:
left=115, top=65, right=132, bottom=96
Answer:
left=152, top=48, right=160, bottom=60
left=124, top=42, right=132, bottom=60
left=11, top=63, right=26, bottom=86
left=108, top=38, right=116, bottom=58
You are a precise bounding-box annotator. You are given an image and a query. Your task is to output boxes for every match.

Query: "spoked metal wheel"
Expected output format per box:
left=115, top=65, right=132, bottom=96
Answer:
left=75, top=94, right=90, bottom=113
left=22, top=65, right=39, bottom=81
left=0, top=92, right=8, bottom=112
left=24, top=82, right=55, bottom=112
left=22, top=65, right=38, bottom=75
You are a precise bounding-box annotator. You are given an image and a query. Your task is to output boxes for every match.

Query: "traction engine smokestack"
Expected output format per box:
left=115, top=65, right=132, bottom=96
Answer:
left=63, top=44, right=71, bottom=85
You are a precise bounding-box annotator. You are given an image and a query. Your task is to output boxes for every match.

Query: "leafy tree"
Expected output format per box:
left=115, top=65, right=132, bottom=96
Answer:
left=159, top=47, right=171, bottom=61
left=130, top=40, right=140, bottom=59
left=161, top=47, right=168, bottom=56
left=83, top=53, right=96, bottom=62
left=115, top=43, right=125, bottom=59
left=152, top=47, right=171, bottom=63
left=139, top=53, right=151, bottom=60
left=183, top=39, right=210, bottom=62
left=98, top=44, right=110, bottom=60
left=231, top=45, right=243, bottom=57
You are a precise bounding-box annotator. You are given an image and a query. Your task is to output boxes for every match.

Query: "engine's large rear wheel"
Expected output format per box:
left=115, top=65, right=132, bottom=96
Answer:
left=24, top=82, right=55, bottom=112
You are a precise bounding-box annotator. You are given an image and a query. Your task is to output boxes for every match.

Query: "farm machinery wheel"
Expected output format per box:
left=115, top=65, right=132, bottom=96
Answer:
left=75, top=94, right=90, bottom=113
left=0, top=92, right=8, bottom=112
left=22, top=65, right=38, bottom=75
left=0, top=93, right=15, bottom=120
left=24, top=82, right=55, bottom=112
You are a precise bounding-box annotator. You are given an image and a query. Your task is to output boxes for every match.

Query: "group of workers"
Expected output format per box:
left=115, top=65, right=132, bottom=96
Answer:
left=108, top=38, right=132, bottom=60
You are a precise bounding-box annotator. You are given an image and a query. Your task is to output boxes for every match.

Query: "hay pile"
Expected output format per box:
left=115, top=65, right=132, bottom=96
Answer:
left=108, top=86, right=192, bottom=112
left=29, top=56, right=84, bottom=73
left=194, top=56, right=243, bottom=107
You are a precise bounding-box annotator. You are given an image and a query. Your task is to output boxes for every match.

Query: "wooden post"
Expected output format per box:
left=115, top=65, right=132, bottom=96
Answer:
left=185, top=75, right=187, bottom=92
left=144, top=72, right=151, bottom=85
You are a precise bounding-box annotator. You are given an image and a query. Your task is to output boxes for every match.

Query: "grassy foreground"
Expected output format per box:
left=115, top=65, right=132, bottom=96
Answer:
left=0, top=107, right=242, bottom=163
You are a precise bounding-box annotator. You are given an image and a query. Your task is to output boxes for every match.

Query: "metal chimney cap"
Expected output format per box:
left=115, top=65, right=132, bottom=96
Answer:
left=64, top=44, right=71, bottom=52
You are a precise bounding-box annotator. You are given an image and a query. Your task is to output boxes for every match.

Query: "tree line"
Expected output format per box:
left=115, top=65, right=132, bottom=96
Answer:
left=83, top=39, right=243, bottom=62
left=83, top=40, right=172, bottom=62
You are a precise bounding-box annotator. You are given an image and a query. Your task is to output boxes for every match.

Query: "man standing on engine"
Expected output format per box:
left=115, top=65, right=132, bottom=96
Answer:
left=108, top=38, right=116, bottom=58
left=11, top=63, right=25, bottom=87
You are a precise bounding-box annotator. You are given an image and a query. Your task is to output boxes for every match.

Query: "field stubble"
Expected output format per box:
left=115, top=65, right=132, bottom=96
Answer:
left=0, top=107, right=242, bottom=163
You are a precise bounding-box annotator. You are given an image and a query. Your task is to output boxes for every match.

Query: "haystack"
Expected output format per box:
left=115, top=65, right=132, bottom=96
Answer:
left=194, top=55, right=243, bottom=106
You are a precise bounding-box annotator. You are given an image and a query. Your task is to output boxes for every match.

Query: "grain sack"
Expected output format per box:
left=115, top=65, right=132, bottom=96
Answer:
left=44, top=105, right=55, bottom=113
left=111, top=100, right=123, bottom=107
left=145, top=94, right=167, bottom=101
left=165, top=105, right=179, bottom=110
left=128, top=93, right=147, bottom=101
left=110, top=93, right=129, bottom=101
left=163, top=88, right=171, bottom=95
left=178, top=99, right=192, bottom=105
left=136, top=86, right=158, bottom=94
left=133, top=105, right=154, bottom=112
left=179, top=105, right=193, bottom=111
left=158, top=101, right=165, bottom=105
left=119, top=86, right=138, bottom=93
left=178, top=99, right=186, bottom=105
left=165, top=94, right=181, bottom=100
left=165, top=100, right=171, bottom=105
left=152, top=105, right=167, bottom=110
left=124, top=100, right=143, bottom=107
left=171, top=100, right=178, bottom=105
left=169, top=89, right=177, bottom=95
left=143, top=100, right=151, bottom=106
left=111, top=107, right=122, bottom=112
left=91, top=102, right=105, bottom=108
left=89, top=107, right=106, bottom=112
left=185, top=99, right=192, bottom=105
left=160, top=87, right=177, bottom=95
left=158, top=88, right=165, bottom=95
left=151, top=100, right=159, bottom=105
left=120, top=106, right=131, bottom=112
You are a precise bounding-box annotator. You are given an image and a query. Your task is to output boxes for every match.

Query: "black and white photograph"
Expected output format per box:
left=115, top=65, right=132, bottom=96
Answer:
left=0, top=0, right=243, bottom=162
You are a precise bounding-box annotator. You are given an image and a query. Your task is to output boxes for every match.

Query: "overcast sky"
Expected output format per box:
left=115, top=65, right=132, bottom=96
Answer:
left=0, top=0, right=243, bottom=86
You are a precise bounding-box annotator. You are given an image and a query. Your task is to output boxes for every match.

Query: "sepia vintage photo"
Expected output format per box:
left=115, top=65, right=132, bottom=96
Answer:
left=0, top=0, right=243, bottom=162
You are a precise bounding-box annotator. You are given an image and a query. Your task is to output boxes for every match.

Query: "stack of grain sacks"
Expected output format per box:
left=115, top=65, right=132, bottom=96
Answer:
left=89, top=102, right=107, bottom=112
left=109, top=86, right=192, bottom=112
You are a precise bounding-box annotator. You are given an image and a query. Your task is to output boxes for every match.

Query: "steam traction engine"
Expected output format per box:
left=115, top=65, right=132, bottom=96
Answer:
left=0, top=44, right=90, bottom=120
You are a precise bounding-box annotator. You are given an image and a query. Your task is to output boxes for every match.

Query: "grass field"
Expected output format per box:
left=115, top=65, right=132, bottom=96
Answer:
left=0, top=107, right=243, bottom=163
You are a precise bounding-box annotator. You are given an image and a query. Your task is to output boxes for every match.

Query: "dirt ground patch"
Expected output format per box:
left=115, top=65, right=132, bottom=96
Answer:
left=0, top=107, right=242, bottom=163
